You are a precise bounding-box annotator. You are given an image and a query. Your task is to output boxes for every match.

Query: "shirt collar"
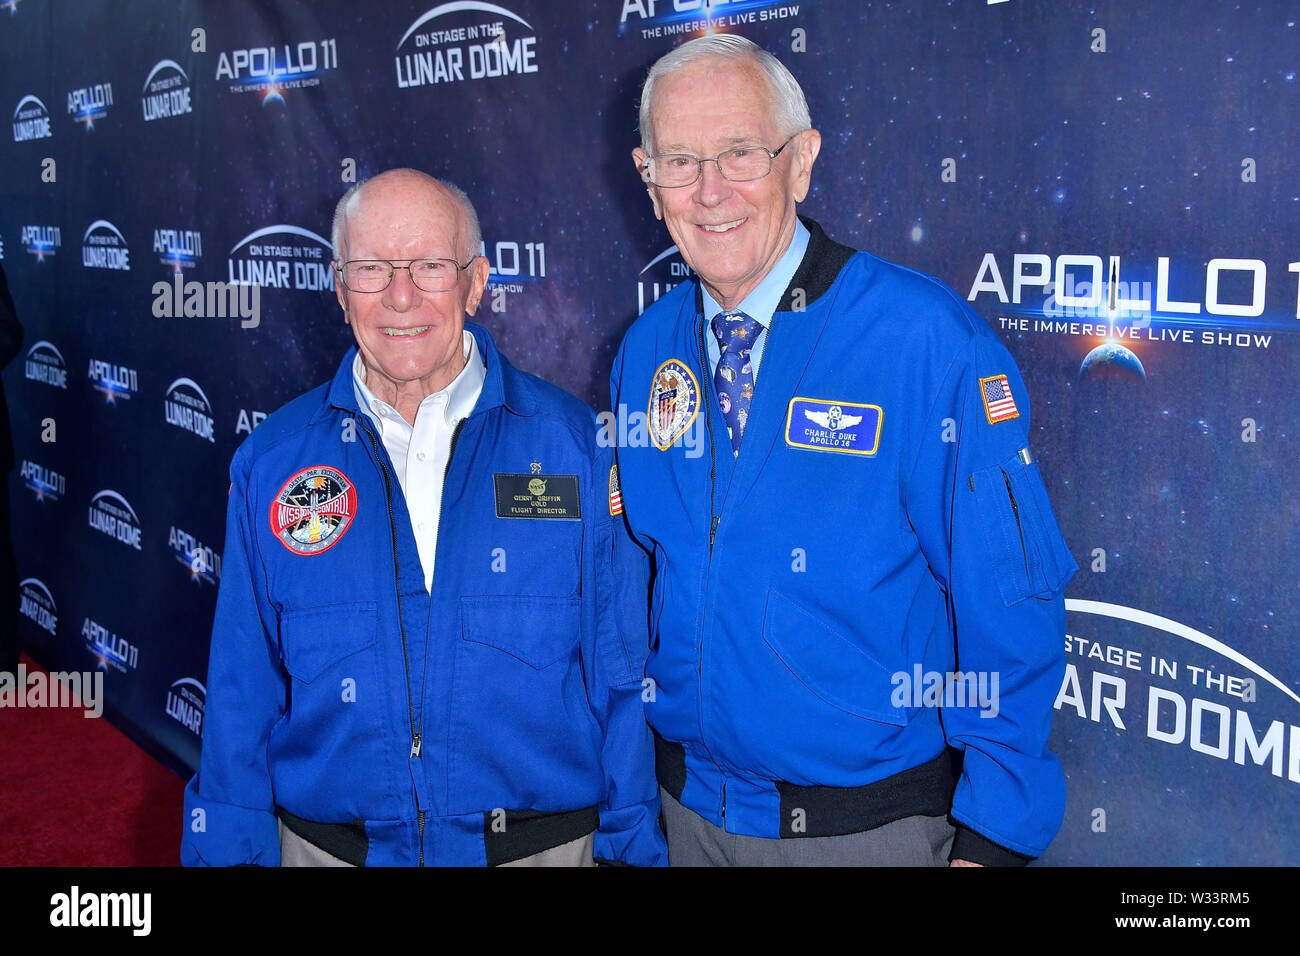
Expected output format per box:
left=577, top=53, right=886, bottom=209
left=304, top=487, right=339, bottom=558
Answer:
left=351, top=329, right=485, bottom=430
left=700, top=217, right=810, bottom=330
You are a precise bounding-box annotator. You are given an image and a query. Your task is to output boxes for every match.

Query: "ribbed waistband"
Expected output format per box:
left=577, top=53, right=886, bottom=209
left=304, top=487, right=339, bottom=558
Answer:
left=276, top=804, right=599, bottom=866
left=654, top=730, right=958, bottom=838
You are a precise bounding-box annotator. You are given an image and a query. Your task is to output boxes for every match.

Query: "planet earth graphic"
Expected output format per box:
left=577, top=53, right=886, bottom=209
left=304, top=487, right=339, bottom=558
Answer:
left=1079, top=342, right=1146, bottom=382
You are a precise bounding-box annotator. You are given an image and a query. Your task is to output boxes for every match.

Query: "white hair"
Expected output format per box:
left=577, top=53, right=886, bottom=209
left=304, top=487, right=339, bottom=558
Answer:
left=331, top=183, right=362, bottom=262
left=638, top=34, right=811, bottom=155
left=331, top=171, right=482, bottom=262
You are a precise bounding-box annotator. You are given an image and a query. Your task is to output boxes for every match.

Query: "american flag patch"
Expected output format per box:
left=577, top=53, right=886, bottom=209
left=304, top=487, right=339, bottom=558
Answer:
left=608, top=464, right=623, bottom=516
left=979, top=374, right=1020, bottom=424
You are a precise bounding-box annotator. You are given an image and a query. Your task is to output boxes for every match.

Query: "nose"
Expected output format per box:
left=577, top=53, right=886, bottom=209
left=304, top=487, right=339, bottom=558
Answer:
left=383, top=264, right=419, bottom=311
left=694, top=158, right=733, bottom=206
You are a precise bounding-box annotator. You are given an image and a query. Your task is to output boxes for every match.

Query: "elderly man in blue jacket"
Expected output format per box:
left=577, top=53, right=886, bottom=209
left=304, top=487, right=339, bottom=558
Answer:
left=612, top=36, right=1077, bottom=866
left=183, top=168, right=665, bottom=866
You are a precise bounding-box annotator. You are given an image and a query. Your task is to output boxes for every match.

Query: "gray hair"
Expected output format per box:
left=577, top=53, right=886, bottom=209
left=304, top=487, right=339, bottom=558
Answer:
left=331, top=183, right=361, bottom=261
left=331, top=171, right=483, bottom=263
left=638, top=34, right=811, bottom=155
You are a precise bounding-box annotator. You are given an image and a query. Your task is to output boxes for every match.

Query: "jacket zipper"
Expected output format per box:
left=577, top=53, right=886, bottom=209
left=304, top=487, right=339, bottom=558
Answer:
left=358, top=415, right=425, bottom=866
left=418, top=416, right=466, bottom=858
left=443, top=418, right=467, bottom=498
left=695, top=315, right=725, bottom=825
left=697, top=317, right=718, bottom=553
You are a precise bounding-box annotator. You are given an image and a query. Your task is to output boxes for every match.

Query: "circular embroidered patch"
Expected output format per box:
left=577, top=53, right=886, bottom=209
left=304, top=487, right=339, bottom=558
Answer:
left=269, top=465, right=357, bottom=555
left=647, top=358, right=699, bottom=450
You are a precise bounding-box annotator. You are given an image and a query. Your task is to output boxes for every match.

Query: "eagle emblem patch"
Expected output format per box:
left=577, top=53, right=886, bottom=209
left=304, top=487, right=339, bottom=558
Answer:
left=648, top=359, right=700, bottom=451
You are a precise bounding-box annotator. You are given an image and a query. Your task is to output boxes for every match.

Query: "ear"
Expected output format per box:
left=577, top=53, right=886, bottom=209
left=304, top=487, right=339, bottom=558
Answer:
left=464, top=255, right=491, bottom=315
left=333, top=263, right=349, bottom=323
left=632, top=147, right=663, bottom=221
left=789, top=128, right=821, bottom=204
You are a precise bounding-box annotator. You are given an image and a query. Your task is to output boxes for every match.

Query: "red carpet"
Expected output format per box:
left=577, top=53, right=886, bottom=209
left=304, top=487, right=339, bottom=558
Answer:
left=0, top=655, right=185, bottom=866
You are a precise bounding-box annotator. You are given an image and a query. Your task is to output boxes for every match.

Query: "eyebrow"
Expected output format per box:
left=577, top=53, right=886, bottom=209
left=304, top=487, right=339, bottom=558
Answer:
left=345, top=253, right=453, bottom=262
left=658, top=135, right=761, bottom=153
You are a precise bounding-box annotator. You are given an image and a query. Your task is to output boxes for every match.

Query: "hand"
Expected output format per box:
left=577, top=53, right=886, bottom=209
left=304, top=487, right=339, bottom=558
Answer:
left=949, top=859, right=984, bottom=867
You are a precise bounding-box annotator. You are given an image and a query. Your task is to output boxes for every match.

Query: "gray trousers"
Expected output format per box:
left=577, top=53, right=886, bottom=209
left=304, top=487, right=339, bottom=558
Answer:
left=498, top=832, right=596, bottom=867
left=277, top=819, right=596, bottom=867
left=659, top=788, right=954, bottom=866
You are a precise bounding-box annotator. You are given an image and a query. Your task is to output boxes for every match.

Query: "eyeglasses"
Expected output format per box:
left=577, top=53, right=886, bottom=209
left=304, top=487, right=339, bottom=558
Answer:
left=642, top=135, right=799, bottom=188
left=334, top=257, right=477, bottom=293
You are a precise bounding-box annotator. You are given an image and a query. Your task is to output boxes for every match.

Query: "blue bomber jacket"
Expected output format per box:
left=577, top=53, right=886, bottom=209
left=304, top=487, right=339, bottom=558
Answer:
left=183, top=323, right=666, bottom=866
left=610, top=218, right=1077, bottom=864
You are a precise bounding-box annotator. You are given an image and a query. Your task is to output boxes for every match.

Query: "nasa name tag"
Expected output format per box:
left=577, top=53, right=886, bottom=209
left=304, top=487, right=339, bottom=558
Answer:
left=493, top=474, right=581, bottom=520
left=784, top=398, right=883, bottom=456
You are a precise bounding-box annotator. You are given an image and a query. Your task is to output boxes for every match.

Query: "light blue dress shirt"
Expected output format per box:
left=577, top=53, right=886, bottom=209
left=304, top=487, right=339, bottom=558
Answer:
left=701, top=218, right=809, bottom=384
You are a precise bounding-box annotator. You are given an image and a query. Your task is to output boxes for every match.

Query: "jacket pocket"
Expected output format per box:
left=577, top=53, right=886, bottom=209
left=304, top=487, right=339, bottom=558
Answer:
left=970, top=451, right=1078, bottom=607
left=449, top=594, right=595, bottom=813
left=460, top=594, right=581, bottom=669
left=761, top=588, right=911, bottom=726
left=280, top=602, right=378, bottom=682
left=273, top=602, right=389, bottom=816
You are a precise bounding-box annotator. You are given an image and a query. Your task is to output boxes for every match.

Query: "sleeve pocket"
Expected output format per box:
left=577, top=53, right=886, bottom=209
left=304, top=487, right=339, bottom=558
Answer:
left=280, top=603, right=378, bottom=682
left=461, top=594, right=581, bottom=669
left=970, top=453, right=1078, bottom=606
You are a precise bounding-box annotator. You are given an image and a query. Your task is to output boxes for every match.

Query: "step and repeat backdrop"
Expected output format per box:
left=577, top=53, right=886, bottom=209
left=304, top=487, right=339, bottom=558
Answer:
left=0, top=0, right=1295, bottom=865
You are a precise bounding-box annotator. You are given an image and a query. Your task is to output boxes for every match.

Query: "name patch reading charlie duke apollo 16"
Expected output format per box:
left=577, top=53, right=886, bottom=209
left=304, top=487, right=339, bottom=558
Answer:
left=784, top=398, right=883, bottom=455
left=493, top=474, right=582, bottom=519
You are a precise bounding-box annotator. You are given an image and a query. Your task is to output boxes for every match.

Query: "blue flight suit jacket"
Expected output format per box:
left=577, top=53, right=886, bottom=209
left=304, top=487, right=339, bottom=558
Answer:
left=611, top=218, right=1077, bottom=863
left=183, top=322, right=666, bottom=866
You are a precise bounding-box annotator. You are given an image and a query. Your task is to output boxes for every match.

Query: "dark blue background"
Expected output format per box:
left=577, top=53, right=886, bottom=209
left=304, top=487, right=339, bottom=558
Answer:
left=1, top=0, right=1295, bottom=864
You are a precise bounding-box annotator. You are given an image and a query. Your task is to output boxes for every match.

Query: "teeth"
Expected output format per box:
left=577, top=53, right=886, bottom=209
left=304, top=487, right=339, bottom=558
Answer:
left=701, top=219, right=745, bottom=233
left=382, top=326, right=429, bottom=337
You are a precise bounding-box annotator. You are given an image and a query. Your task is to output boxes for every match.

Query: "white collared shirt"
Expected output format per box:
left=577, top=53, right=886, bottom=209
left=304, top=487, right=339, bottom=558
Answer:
left=352, top=330, right=485, bottom=592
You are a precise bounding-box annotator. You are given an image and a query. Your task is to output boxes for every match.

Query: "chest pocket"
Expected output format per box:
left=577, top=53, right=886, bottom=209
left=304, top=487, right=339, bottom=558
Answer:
left=460, top=594, right=581, bottom=668
left=969, top=452, right=1077, bottom=606
left=280, top=603, right=378, bottom=682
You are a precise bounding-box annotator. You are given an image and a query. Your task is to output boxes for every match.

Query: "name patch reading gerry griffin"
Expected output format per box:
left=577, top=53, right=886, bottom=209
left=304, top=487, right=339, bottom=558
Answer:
left=493, top=473, right=581, bottom=519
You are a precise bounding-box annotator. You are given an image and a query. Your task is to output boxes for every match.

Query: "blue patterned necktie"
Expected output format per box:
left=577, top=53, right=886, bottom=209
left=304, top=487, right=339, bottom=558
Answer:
left=711, top=310, right=761, bottom=456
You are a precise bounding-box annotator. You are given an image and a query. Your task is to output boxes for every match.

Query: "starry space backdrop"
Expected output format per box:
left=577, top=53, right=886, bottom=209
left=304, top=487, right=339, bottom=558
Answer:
left=0, top=0, right=1295, bottom=864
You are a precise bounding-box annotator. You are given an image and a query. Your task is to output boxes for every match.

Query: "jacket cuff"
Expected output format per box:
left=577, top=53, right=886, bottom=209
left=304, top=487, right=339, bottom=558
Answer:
left=181, top=774, right=281, bottom=867
left=949, top=821, right=1034, bottom=867
left=595, top=801, right=669, bottom=867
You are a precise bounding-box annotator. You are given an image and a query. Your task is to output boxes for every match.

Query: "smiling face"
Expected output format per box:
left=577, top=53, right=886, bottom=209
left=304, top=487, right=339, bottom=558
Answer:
left=333, top=171, right=489, bottom=407
left=633, top=56, right=820, bottom=310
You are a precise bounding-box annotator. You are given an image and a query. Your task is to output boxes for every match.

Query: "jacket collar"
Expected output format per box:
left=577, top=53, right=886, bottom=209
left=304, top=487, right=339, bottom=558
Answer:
left=777, top=215, right=856, bottom=312
left=321, top=321, right=535, bottom=423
